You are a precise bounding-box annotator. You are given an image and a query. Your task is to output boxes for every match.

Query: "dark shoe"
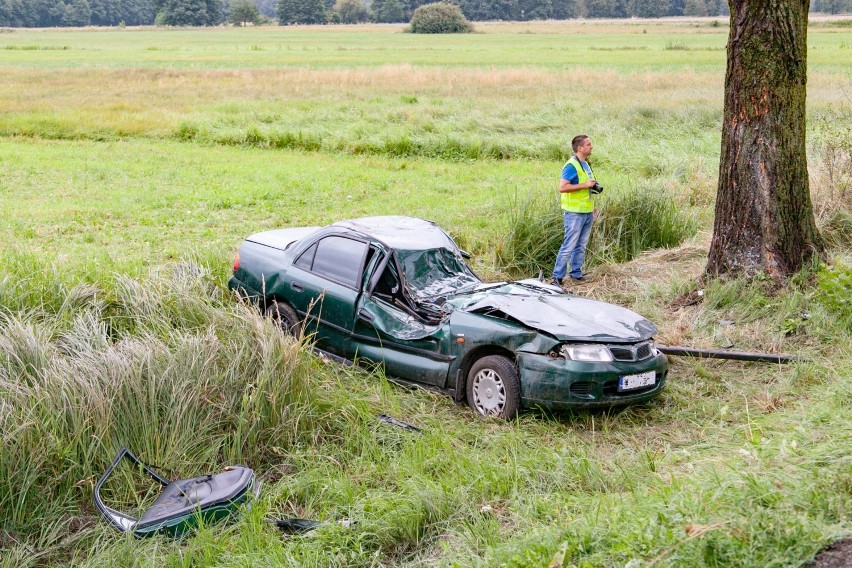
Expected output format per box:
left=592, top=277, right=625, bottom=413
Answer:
left=550, top=277, right=563, bottom=287
left=570, top=276, right=586, bottom=283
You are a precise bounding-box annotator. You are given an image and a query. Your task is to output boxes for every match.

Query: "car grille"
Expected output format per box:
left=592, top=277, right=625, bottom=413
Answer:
left=570, top=381, right=593, bottom=396
left=609, top=341, right=654, bottom=362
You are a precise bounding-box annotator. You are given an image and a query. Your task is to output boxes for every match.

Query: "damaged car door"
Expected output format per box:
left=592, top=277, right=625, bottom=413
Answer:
left=288, top=234, right=370, bottom=357
left=352, top=249, right=453, bottom=388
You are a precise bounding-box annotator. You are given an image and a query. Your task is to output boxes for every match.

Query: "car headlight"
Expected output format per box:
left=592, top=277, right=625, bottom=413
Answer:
left=559, top=344, right=613, bottom=363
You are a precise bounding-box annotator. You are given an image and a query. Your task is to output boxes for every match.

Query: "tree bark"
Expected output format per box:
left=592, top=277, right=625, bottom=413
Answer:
left=706, top=0, right=824, bottom=281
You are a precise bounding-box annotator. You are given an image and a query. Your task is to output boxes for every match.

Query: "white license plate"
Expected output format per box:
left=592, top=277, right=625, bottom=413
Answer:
left=618, top=371, right=656, bottom=392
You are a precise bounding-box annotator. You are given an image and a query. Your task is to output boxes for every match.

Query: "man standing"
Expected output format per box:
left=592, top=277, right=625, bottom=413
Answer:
left=552, top=134, right=597, bottom=286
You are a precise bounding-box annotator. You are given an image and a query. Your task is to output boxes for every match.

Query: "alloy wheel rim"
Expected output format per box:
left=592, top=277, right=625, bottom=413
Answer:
left=472, top=369, right=506, bottom=415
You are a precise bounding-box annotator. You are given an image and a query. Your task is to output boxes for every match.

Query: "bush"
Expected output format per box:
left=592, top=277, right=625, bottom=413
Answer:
left=408, top=2, right=472, bottom=34
left=497, top=185, right=698, bottom=277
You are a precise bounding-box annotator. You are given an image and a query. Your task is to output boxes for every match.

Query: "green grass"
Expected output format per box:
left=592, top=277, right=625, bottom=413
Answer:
left=1, top=257, right=849, bottom=567
left=0, top=20, right=850, bottom=568
left=0, top=22, right=847, bottom=70
left=0, top=138, right=557, bottom=275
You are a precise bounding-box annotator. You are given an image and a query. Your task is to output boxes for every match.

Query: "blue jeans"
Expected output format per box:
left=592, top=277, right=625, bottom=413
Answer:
left=553, top=211, right=593, bottom=280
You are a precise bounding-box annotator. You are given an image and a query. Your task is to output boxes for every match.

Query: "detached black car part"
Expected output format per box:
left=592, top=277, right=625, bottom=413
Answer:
left=94, top=448, right=257, bottom=538
left=269, top=518, right=322, bottom=535
left=377, top=413, right=424, bottom=433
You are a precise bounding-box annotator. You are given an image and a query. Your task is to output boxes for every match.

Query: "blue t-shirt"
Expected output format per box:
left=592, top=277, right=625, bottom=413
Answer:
left=561, top=160, right=593, bottom=184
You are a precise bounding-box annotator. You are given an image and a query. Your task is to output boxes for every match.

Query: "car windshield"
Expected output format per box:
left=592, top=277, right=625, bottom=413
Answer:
left=445, top=282, right=538, bottom=309
left=396, top=247, right=480, bottom=302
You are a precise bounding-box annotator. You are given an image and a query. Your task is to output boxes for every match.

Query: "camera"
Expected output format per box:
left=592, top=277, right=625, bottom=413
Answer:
left=589, top=182, right=604, bottom=195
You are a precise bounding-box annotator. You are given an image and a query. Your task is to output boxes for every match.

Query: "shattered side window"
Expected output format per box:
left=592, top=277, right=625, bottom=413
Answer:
left=373, top=258, right=402, bottom=303
left=368, top=251, right=457, bottom=326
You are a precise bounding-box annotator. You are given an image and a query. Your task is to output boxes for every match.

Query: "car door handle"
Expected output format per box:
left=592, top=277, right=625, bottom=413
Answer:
left=358, top=309, right=374, bottom=322
left=291, top=281, right=304, bottom=292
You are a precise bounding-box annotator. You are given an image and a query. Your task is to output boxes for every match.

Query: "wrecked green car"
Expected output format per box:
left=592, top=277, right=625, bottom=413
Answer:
left=229, top=216, right=668, bottom=419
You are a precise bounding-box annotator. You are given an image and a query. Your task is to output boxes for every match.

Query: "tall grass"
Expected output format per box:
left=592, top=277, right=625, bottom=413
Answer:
left=810, top=105, right=852, bottom=250
left=497, top=184, right=699, bottom=277
left=0, top=65, right=730, bottom=162
left=0, top=260, right=315, bottom=540
left=0, top=251, right=69, bottom=315
left=1, top=254, right=850, bottom=567
left=0, top=64, right=841, bottom=162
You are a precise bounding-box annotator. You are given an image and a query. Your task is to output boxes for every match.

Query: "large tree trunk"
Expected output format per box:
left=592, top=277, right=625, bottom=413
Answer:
left=706, top=0, right=824, bottom=280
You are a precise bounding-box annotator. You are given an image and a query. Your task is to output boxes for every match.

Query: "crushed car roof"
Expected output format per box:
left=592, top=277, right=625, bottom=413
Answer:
left=333, top=216, right=457, bottom=252
left=245, top=217, right=460, bottom=254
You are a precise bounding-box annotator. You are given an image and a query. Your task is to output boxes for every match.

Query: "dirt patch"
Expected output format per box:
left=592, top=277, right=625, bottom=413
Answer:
left=668, top=289, right=704, bottom=310
left=808, top=539, right=852, bottom=568
left=582, top=243, right=708, bottom=303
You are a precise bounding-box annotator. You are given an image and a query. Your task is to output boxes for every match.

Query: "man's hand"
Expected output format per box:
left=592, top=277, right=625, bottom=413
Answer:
left=560, top=178, right=598, bottom=193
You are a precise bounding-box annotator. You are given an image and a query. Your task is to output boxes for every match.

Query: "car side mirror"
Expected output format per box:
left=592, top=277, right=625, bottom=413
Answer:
left=459, top=249, right=471, bottom=260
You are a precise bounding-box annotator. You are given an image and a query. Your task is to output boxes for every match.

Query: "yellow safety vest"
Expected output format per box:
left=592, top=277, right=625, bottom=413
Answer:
left=560, top=156, right=595, bottom=213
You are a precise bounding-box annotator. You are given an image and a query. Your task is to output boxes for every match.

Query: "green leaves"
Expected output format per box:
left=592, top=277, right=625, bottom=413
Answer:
left=816, top=261, right=852, bottom=330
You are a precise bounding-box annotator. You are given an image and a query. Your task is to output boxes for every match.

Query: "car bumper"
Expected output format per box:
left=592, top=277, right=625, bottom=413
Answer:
left=228, top=275, right=263, bottom=302
left=516, top=351, right=668, bottom=410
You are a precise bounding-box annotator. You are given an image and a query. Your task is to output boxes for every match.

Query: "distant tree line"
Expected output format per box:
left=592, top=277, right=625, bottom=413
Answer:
left=1, top=0, right=849, bottom=27
left=0, top=0, right=155, bottom=26
left=0, top=0, right=230, bottom=26
left=283, top=0, right=851, bottom=25
left=277, top=0, right=733, bottom=24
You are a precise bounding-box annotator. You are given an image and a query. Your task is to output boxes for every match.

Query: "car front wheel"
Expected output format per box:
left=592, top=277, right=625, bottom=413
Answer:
left=265, top=301, right=302, bottom=338
left=466, top=355, right=520, bottom=420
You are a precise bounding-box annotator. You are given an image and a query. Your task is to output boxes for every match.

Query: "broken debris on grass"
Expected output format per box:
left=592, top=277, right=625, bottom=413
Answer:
left=377, top=413, right=423, bottom=434
left=267, top=518, right=354, bottom=536
left=268, top=518, right=321, bottom=535
left=93, top=448, right=257, bottom=538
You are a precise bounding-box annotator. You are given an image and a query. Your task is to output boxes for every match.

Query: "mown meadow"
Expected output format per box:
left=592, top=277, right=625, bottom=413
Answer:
left=1, top=19, right=850, bottom=567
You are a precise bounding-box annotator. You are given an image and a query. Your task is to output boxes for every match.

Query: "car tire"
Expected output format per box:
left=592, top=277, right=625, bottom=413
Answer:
left=466, top=355, right=520, bottom=420
left=265, top=301, right=302, bottom=337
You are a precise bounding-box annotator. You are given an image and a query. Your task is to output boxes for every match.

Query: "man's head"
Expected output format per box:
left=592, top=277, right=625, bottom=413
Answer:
left=572, top=135, right=593, bottom=160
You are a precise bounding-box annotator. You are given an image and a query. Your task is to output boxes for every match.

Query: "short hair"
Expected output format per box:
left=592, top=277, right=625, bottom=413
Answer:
left=571, top=135, right=589, bottom=153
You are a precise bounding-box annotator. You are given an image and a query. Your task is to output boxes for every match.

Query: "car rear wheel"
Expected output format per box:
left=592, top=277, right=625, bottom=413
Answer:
left=466, top=355, right=520, bottom=420
left=265, top=301, right=302, bottom=337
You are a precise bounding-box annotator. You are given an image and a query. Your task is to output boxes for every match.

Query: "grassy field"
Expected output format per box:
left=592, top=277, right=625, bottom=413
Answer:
left=1, top=19, right=851, bottom=567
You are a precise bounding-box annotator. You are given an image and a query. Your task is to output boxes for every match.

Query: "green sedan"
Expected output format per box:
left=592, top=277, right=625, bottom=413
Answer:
left=229, top=216, right=668, bottom=419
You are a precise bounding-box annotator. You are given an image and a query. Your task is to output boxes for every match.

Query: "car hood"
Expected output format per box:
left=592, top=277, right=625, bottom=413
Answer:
left=446, top=279, right=657, bottom=343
